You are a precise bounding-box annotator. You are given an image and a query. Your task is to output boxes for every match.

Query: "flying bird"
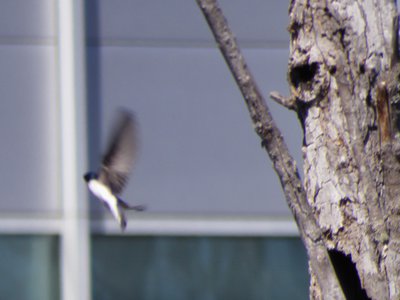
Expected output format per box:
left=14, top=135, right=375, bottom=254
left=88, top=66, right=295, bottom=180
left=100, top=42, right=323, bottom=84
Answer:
left=84, top=110, right=145, bottom=230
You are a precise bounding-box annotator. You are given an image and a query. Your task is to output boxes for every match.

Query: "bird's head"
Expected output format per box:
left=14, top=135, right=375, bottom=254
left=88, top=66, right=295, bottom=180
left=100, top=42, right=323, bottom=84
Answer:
left=83, top=172, right=97, bottom=182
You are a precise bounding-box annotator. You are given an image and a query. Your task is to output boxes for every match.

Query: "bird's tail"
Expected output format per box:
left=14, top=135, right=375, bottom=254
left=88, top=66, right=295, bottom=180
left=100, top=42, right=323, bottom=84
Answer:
left=117, top=197, right=146, bottom=211
left=119, top=209, right=127, bottom=230
left=108, top=201, right=127, bottom=231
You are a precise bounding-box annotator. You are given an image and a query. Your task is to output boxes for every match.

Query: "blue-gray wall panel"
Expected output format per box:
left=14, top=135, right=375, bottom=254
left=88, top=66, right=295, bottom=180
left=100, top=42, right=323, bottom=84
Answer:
left=85, top=0, right=289, bottom=45
left=0, top=0, right=55, bottom=40
left=0, top=46, right=59, bottom=213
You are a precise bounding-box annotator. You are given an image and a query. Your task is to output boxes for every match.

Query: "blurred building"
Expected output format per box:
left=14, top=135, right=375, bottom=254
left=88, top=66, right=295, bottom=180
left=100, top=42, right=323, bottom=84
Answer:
left=0, top=1, right=308, bottom=299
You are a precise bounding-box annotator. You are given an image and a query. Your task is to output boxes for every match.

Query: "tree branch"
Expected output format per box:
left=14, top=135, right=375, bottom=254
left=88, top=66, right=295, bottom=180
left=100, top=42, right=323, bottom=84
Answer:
left=270, top=91, right=297, bottom=110
left=195, top=0, right=345, bottom=298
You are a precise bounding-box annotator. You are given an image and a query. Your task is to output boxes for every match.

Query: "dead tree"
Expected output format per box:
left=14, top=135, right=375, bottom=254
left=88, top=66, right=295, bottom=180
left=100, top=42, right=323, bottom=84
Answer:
left=196, top=0, right=400, bottom=299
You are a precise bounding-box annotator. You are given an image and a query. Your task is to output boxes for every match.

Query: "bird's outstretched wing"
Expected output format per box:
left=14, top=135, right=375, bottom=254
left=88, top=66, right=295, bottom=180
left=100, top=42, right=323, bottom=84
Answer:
left=98, top=110, right=138, bottom=195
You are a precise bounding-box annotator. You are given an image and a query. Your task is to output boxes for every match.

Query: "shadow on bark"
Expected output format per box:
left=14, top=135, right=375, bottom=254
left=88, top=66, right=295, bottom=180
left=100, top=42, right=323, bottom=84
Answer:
left=328, top=250, right=371, bottom=300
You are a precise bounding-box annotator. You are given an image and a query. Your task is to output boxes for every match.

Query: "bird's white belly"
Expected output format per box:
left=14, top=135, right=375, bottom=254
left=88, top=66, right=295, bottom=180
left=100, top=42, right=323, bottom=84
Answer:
left=88, top=179, right=122, bottom=224
left=88, top=180, right=116, bottom=204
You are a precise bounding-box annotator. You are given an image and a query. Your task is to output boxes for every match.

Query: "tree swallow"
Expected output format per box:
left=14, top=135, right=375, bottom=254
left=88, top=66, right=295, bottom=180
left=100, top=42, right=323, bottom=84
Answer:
left=84, top=110, right=145, bottom=230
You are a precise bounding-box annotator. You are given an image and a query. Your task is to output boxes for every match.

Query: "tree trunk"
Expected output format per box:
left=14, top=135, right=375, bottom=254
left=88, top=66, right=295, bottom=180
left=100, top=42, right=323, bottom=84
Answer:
left=288, top=0, right=400, bottom=299
left=197, top=0, right=400, bottom=298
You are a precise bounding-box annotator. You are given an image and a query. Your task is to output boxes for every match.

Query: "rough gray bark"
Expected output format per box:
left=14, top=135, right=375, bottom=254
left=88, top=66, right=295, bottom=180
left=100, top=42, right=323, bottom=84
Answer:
left=197, top=0, right=400, bottom=299
left=289, top=0, right=400, bottom=299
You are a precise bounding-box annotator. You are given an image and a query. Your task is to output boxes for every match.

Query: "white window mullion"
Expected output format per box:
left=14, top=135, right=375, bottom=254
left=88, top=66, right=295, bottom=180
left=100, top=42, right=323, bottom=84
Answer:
left=57, top=1, right=91, bottom=300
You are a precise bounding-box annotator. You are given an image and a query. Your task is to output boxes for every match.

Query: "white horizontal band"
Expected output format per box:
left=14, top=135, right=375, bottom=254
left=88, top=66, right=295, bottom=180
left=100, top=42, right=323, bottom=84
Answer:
left=0, top=215, right=299, bottom=237
left=92, top=215, right=299, bottom=236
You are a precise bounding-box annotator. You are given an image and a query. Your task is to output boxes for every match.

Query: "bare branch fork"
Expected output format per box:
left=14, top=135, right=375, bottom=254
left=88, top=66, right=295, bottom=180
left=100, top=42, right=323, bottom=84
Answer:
left=195, top=0, right=345, bottom=297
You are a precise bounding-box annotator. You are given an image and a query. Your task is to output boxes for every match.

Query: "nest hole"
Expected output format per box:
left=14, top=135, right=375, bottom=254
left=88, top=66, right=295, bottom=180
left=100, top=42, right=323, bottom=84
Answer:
left=290, top=62, right=319, bottom=88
